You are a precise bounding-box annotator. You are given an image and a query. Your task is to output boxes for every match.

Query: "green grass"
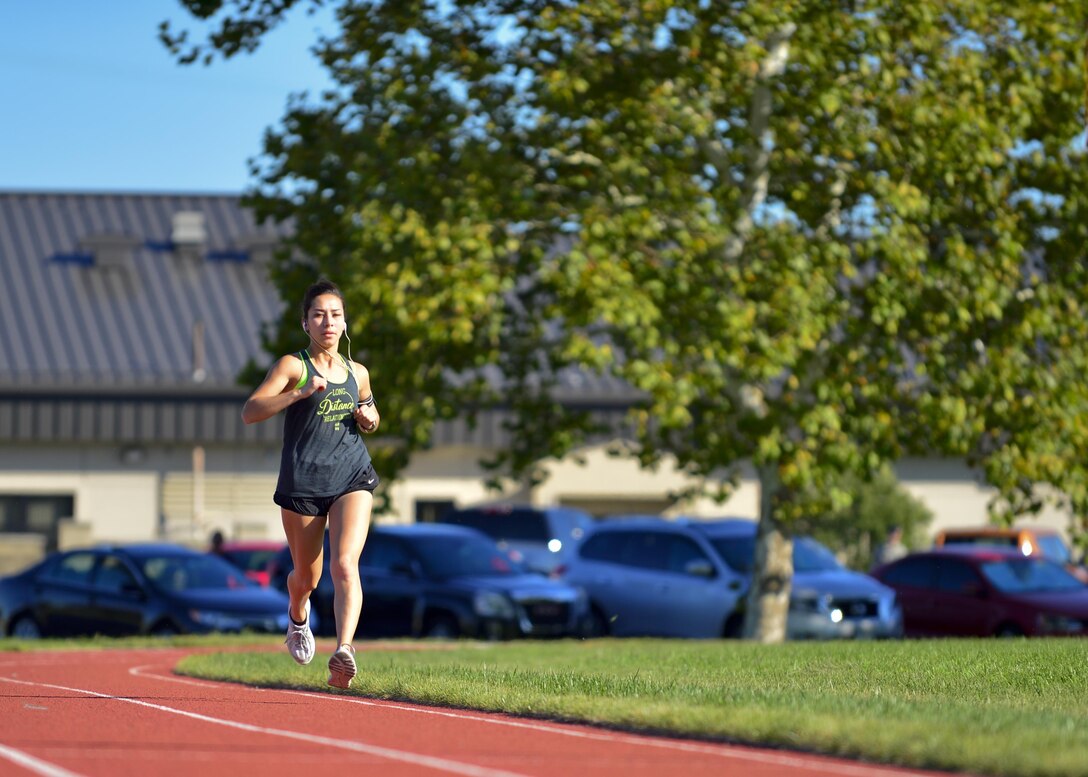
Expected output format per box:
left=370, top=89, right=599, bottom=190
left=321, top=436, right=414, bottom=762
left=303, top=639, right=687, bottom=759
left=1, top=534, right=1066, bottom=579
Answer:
left=171, top=638, right=1088, bottom=777
left=5, top=636, right=1087, bottom=776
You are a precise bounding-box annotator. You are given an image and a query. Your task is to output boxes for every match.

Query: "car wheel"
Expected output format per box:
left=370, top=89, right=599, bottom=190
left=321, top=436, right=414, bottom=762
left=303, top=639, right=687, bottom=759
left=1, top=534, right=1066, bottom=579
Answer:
left=722, top=613, right=744, bottom=639
left=995, top=623, right=1024, bottom=638
left=10, top=614, right=42, bottom=639
left=583, top=606, right=610, bottom=638
left=423, top=614, right=460, bottom=639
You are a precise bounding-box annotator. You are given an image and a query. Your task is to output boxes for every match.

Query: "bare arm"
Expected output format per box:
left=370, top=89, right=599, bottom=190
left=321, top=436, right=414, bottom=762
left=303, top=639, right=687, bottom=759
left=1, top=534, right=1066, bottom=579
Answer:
left=241, top=355, right=326, bottom=425
left=350, top=362, right=380, bottom=433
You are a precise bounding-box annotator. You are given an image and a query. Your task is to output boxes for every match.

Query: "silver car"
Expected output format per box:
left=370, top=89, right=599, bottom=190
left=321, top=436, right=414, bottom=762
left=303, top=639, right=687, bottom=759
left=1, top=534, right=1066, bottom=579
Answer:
left=563, top=517, right=902, bottom=639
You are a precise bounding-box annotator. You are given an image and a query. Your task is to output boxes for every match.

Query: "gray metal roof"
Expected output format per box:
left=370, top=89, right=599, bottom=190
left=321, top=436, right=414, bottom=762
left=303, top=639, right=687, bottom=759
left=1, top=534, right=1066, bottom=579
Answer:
left=0, top=191, right=287, bottom=392
left=0, top=190, right=635, bottom=447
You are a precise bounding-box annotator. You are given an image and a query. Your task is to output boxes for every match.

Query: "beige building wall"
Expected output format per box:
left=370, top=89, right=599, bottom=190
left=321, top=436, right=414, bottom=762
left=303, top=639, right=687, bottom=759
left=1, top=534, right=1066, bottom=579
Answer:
left=892, top=458, right=1074, bottom=544
left=0, top=470, right=156, bottom=542
left=0, top=443, right=1079, bottom=563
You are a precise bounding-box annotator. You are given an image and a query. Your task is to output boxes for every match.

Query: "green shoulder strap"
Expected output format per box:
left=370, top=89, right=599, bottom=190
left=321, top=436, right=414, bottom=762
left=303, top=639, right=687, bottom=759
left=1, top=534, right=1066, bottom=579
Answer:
left=293, top=351, right=309, bottom=390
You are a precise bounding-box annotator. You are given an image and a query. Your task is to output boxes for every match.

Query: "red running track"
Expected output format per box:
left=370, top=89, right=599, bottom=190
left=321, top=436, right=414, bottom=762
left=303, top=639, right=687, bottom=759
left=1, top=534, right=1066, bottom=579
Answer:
left=0, top=646, right=960, bottom=777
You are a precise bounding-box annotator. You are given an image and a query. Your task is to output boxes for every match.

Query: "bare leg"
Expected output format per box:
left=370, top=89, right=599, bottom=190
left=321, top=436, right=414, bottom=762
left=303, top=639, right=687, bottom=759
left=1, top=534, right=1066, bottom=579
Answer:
left=327, top=489, right=374, bottom=646
left=280, top=508, right=327, bottom=623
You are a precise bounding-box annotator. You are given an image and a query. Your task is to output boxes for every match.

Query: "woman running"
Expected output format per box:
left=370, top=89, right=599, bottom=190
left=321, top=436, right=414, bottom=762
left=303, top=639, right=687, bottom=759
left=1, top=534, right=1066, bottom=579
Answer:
left=242, top=279, right=380, bottom=688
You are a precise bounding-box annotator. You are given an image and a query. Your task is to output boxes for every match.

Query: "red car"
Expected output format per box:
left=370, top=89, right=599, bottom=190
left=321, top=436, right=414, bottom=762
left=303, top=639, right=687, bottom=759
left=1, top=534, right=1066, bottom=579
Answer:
left=211, top=540, right=285, bottom=587
left=871, top=547, right=1088, bottom=637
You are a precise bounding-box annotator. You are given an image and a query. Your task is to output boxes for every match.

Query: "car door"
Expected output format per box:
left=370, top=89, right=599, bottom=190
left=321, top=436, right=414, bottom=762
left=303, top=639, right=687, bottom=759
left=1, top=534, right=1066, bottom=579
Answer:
left=33, top=550, right=97, bottom=636
left=930, top=558, right=992, bottom=636
left=89, top=553, right=147, bottom=636
left=657, top=534, right=740, bottom=638
left=878, top=556, right=939, bottom=636
left=576, top=530, right=678, bottom=636
left=358, top=533, right=419, bottom=637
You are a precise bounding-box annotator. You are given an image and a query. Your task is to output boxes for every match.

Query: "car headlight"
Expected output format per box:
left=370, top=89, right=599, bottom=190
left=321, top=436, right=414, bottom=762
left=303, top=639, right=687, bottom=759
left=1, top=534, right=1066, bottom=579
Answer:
left=189, top=609, right=244, bottom=631
left=1037, top=613, right=1083, bottom=634
left=473, top=592, right=516, bottom=619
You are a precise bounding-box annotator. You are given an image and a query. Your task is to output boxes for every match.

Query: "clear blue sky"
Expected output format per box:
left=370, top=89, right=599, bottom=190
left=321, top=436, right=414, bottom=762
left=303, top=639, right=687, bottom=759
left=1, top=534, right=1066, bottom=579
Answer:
left=0, top=1, right=335, bottom=193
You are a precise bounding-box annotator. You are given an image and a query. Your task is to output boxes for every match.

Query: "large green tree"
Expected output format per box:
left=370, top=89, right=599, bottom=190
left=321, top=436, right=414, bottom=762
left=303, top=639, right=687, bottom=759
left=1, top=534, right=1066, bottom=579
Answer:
left=164, top=0, right=1088, bottom=641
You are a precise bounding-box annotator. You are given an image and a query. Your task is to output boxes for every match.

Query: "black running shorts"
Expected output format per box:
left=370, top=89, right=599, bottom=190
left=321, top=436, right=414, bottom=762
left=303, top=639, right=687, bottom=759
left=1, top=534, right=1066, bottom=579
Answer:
left=273, top=462, right=379, bottom=517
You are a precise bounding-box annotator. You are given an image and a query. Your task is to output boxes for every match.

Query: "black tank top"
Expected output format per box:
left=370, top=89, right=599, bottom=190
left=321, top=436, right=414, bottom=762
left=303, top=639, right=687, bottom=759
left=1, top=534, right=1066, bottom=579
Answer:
left=276, top=350, right=372, bottom=497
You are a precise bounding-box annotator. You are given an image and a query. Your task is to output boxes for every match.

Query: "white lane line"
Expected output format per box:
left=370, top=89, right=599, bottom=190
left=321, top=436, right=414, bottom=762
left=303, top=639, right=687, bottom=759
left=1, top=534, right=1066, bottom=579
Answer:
left=0, top=676, right=526, bottom=777
left=0, top=743, right=86, bottom=777
left=129, top=664, right=930, bottom=777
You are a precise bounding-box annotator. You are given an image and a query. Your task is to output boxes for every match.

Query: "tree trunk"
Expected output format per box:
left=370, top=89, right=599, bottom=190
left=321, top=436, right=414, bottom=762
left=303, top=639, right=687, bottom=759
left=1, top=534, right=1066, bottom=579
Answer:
left=742, top=467, right=793, bottom=643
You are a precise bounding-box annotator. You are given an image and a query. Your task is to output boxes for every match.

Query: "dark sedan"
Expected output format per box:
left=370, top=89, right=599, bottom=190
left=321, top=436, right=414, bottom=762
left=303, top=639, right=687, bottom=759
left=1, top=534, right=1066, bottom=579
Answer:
left=269, top=523, right=590, bottom=639
left=871, top=547, right=1088, bottom=637
left=0, top=544, right=296, bottom=638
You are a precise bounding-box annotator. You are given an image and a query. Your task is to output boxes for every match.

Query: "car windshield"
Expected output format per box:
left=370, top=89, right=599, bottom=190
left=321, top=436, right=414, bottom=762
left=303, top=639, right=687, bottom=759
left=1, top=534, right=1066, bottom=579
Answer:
left=979, top=558, right=1083, bottom=594
left=792, top=537, right=843, bottom=572
left=410, top=535, right=520, bottom=579
left=139, top=554, right=253, bottom=592
left=1036, top=536, right=1072, bottom=565
left=708, top=535, right=842, bottom=574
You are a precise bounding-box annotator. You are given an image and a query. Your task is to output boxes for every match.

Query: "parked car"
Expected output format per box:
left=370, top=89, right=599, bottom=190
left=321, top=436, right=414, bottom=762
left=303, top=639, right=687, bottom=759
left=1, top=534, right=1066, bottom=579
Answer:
left=0, top=544, right=299, bottom=639
left=269, top=523, right=590, bottom=639
left=933, top=526, right=1088, bottom=583
left=432, top=504, right=595, bottom=577
left=688, top=519, right=904, bottom=640
left=871, top=547, right=1088, bottom=637
left=562, top=517, right=902, bottom=639
left=211, top=540, right=286, bottom=587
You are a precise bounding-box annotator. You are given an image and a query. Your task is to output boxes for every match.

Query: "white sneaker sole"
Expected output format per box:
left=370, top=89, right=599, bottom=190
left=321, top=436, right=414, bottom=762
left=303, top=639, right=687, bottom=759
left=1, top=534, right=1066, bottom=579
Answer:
left=327, top=648, right=356, bottom=689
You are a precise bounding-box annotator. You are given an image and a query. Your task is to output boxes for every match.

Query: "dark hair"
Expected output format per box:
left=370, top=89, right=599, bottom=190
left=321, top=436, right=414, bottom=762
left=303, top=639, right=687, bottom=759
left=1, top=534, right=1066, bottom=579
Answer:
left=301, top=279, right=344, bottom=319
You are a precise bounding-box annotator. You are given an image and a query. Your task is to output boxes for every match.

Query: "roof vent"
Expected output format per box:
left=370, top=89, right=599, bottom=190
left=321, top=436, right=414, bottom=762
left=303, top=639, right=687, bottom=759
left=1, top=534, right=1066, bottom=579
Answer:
left=172, top=211, right=206, bottom=261
left=79, top=233, right=142, bottom=270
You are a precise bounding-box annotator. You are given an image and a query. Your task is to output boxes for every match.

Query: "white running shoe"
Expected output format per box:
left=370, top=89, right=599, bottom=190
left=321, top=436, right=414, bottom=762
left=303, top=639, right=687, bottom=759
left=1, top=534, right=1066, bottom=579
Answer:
left=327, top=644, right=357, bottom=689
left=284, top=600, right=315, bottom=666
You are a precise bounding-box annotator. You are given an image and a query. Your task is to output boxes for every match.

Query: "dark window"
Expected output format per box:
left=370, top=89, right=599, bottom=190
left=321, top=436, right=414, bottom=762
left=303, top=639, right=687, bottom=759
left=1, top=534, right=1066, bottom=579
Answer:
left=360, top=534, right=412, bottom=573
left=0, top=494, right=75, bottom=549
left=942, top=536, right=1017, bottom=549
left=94, top=555, right=138, bottom=593
left=935, top=559, right=982, bottom=594
left=709, top=537, right=756, bottom=574
left=579, top=532, right=626, bottom=563
left=879, top=556, right=937, bottom=588
left=44, top=551, right=96, bottom=585
left=662, top=536, right=713, bottom=576
left=585, top=530, right=671, bottom=572
left=415, top=499, right=456, bottom=524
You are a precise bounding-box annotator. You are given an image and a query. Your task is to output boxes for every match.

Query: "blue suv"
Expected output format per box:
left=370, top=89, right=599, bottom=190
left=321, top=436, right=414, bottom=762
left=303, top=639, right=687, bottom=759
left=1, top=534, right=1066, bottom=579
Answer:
left=563, top=517, right=902, bottom=639
left=434, top=505, right=595, bottom=577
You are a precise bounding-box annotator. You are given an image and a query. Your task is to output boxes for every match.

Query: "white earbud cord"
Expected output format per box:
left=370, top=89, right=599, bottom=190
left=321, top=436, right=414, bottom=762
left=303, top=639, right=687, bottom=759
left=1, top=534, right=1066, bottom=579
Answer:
left=306, top=329, right=357, bottom=383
